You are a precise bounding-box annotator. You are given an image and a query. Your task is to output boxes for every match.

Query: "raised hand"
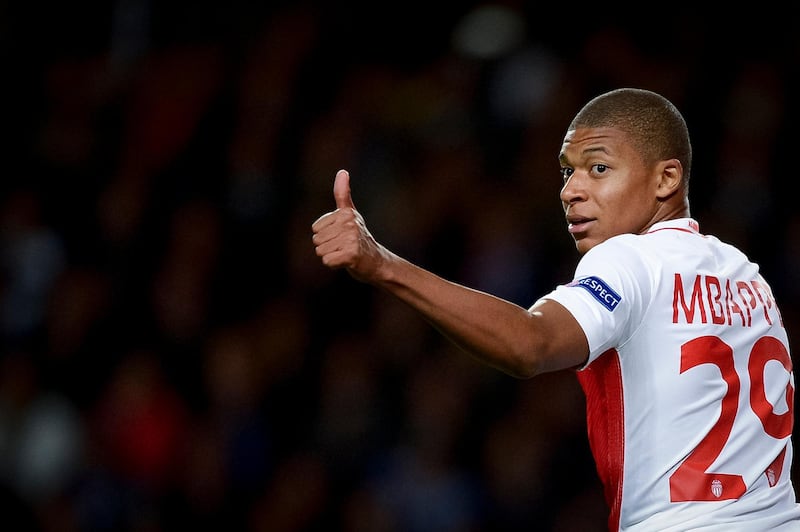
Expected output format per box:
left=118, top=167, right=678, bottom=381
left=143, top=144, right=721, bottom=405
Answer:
left=311, top=169, right=389, bottom=283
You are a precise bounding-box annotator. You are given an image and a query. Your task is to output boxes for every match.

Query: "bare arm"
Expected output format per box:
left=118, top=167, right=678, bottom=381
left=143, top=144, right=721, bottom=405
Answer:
left=311, top=170, right=589, bottom=378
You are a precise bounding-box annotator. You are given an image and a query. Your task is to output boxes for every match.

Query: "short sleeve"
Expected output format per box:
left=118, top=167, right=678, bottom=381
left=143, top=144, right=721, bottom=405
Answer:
left=543, top=236, right=654, bottom=367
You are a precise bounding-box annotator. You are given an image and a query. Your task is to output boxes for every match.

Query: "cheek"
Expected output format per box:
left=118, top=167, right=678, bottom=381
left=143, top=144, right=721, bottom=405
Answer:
left=611, top=179, right=649, bottom=208
left=598, top=188, right=642, bottom=229
left=610, top=184, right=653, bottom=228
left=599, top=187, right=634, bottom=218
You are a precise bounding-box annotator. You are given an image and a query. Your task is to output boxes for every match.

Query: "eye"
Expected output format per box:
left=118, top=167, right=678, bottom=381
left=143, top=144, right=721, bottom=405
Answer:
left=592, top=164, right=608, bottom=174
left=560, top=167, right=573, bottom=181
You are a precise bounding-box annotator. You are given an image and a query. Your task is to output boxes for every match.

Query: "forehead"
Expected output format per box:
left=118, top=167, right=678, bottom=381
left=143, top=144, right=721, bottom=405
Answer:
left=559, top=126, right=632, bottom=163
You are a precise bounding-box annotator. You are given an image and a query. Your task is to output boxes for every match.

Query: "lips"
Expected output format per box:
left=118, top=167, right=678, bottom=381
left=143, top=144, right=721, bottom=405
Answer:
left=566, top=216, right=595, bottom=234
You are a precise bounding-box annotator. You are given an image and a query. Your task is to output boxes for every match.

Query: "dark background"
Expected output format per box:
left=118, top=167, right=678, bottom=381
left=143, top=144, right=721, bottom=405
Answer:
left=2, top=2, right=800, bottom=531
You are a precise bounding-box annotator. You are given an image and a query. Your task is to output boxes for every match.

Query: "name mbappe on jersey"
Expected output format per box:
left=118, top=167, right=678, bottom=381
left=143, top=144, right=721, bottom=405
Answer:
left=672, top=273, right=783, bottom=327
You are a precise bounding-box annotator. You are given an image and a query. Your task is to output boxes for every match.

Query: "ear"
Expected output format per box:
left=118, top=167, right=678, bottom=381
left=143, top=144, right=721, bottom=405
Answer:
left=655, top=158, right=684, bottom=200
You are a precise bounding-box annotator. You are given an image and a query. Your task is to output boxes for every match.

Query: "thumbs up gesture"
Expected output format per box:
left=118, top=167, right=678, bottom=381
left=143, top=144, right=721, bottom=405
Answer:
left=312, top=170, right=389, bottom=283
left=332, top=168, right=356, bottom=211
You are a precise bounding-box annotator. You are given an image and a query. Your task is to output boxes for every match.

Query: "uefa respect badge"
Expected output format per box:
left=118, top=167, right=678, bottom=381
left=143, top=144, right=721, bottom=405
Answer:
left=568, top=276, right=621, bottom=312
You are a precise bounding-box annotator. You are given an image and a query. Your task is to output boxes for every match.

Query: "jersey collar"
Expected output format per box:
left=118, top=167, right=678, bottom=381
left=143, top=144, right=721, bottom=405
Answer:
left=645, top=217, right=700, bottom=235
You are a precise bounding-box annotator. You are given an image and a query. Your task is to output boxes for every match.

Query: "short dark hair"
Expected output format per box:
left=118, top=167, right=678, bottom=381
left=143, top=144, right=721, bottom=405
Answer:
left=569, top=88, right=692, bottom=184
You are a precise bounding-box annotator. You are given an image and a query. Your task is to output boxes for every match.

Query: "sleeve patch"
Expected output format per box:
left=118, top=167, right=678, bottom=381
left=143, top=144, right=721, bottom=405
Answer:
left=567, top=276, right=622, bottom=311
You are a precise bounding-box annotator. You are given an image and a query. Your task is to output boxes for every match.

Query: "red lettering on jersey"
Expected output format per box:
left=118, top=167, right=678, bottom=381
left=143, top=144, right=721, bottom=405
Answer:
left=725, top=279, right=746, bottom=326
left=751, top=280, right=777, bottom=326
left=705, top=276, right=726, bottom=325
left=736, top=281, right=756, bottom=327
left=748, top=336, right=793, bottom=439
left=673, top=274, right=707, bottom=324
left=674, top=275, right=780, bottom=328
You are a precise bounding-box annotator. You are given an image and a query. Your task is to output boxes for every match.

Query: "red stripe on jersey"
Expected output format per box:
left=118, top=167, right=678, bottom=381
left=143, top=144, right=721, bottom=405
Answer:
left=577, top=348, right=624, bottom=532
left=766, top=445, right=787, bottom=487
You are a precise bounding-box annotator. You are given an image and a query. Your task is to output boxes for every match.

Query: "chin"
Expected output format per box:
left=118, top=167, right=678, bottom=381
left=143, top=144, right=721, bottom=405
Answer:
left=574, top=237, right=598, bottom=255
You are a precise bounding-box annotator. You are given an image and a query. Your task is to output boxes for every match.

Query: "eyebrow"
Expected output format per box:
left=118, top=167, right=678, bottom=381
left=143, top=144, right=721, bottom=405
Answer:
left=582, top=146, right=611, bottom=156
left=559, top=145, right=611, bottom=164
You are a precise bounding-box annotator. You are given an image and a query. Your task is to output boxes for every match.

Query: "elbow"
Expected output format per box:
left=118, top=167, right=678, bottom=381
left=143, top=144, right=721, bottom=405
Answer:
left=463, top=343, right=541, bottom=379
left=508, top=365, right=539, bottom=380
left=506, top=306, right=588, bottom=378
left=503, top=346, right=546, bottom=379
left=503, top=333, right=578, bottom=379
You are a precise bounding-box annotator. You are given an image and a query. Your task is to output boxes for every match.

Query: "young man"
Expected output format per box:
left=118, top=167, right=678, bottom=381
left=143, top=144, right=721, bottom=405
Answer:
left=311, top=88, right=800, bottom=530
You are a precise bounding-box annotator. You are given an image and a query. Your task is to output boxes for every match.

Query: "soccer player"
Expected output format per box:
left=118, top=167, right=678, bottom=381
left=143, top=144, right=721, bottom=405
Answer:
left=311, top=88, right=800, bottom=530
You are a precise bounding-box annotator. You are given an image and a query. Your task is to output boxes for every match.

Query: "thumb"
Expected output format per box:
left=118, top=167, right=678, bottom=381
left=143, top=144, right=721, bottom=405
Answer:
left=333, top=169, right=355, bottom=209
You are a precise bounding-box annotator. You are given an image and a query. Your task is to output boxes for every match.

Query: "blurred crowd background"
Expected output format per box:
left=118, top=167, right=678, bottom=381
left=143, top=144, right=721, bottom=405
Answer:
left=3, top=2, right=800, bottom=531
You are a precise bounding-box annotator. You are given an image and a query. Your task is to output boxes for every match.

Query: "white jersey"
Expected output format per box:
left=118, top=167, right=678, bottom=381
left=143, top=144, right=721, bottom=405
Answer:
left=544, top=218, right=800, bottom=531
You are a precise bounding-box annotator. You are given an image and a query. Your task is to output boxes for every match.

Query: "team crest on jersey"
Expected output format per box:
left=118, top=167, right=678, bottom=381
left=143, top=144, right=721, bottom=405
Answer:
left=568, top=276, right=621, bottom=311
left=767, top=468, right=777, bottom=487
left=711, top=479, right=723, bottom=498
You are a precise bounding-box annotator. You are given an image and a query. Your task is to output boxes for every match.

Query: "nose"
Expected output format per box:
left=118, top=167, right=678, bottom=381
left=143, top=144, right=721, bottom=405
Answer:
left=559, top=173, right=586, bottom=206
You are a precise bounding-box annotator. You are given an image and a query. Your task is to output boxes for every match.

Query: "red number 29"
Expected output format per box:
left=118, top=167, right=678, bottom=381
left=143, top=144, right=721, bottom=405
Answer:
left=669, top=335, right=794, bottom=502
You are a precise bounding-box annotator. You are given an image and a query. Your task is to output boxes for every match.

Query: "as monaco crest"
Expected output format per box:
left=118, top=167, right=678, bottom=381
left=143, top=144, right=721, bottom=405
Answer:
left=767, top=468, right=777, bottom=487
left=711, top=479, right=723, bottom=498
